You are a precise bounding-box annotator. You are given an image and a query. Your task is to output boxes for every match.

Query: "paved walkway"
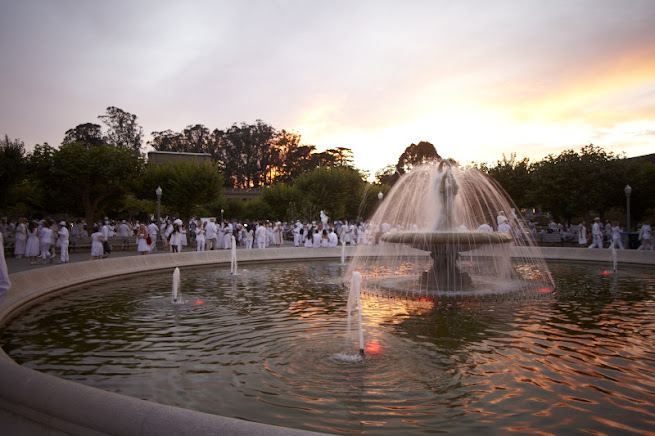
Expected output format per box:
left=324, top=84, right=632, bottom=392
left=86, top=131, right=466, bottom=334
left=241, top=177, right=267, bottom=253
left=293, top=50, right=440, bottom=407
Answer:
left=5, top=246, right=242, bottom=275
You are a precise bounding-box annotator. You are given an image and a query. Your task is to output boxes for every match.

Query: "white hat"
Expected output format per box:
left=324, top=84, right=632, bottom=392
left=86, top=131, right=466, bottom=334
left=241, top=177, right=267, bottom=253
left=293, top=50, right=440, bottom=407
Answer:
left=59, top=221, right=66, bottom=226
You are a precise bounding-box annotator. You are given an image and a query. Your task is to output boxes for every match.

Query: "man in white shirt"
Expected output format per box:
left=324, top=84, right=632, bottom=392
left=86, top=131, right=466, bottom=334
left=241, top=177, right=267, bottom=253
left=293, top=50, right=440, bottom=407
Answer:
left=58, top=221, right=70, bottom=263
left=147, top=221, right=158, bottom=252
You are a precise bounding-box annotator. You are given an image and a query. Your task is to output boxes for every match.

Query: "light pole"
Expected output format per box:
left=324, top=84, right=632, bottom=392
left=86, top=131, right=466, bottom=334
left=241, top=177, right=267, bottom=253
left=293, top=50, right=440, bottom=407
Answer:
left=155, top=186, right=162, bottom=230
left=378, top=191, right=383, bottom=204
left=221, top=209, right=224, bottom=224
left=625, top=184, right=632, bottom=231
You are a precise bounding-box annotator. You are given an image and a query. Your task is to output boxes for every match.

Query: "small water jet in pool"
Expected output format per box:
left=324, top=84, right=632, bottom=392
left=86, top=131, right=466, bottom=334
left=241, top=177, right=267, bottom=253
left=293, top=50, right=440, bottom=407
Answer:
left=348, top=159, right=555, bottom=300
left=346, top=271, right=365, bottom=355
left=171, top=267, right=183, bottom=304
left=230, top=235, right=237, bottom=275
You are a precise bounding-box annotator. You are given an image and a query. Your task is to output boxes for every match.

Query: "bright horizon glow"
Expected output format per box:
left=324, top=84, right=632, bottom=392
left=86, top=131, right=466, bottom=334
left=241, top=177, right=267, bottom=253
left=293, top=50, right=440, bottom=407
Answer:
left=1, top=1, right=653, bottom=181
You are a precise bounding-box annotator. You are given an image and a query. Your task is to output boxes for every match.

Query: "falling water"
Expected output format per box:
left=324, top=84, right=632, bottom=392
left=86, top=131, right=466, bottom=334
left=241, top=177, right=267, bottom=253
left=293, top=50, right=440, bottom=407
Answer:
left=346, top=271, right=364, bottom=354
left=611, top=244, right=618, bottom=272
left=171, top=267, right=182, bottom=304
left=341, top=240, right=346, bottom=265
left=346, top=160, right=555, bottom=299
left=230, top=235, right=237, bottom=275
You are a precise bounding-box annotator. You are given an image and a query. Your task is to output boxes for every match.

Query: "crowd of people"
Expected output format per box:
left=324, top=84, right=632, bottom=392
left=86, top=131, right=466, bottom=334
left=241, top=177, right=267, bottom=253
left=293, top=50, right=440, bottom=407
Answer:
left=0, top=211, right=652, bottom=267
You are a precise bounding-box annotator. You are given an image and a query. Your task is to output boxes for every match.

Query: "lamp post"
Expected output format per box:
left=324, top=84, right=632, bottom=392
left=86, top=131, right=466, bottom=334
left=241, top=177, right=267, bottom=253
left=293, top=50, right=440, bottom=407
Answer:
left=156, top=186, right=162, bottom=241
left=221, top=209, right=224, bottom=224
left=378, top=191, right=383, bottom=204
left=625, top=184, right=632, bottom=231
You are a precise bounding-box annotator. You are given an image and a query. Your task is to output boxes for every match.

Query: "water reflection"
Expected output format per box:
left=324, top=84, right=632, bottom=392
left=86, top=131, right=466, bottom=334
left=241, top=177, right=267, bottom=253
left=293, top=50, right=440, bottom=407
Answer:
left=1, top=261, right=654, bottom=435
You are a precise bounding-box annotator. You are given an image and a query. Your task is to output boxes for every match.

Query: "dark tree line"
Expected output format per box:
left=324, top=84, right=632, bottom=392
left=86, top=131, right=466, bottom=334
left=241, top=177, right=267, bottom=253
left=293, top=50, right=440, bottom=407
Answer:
left=150, top=120, right=356, bottom=188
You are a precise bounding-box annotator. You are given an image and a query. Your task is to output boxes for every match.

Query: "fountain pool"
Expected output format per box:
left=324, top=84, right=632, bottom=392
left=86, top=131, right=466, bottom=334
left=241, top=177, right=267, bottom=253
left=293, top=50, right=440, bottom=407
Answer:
left=2, top=260, right=654, bottom=435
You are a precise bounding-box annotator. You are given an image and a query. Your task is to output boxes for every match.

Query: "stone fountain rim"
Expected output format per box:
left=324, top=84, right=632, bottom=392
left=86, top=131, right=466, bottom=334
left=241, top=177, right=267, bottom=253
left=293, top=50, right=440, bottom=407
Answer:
left=381, top=230, right=513, bottom=247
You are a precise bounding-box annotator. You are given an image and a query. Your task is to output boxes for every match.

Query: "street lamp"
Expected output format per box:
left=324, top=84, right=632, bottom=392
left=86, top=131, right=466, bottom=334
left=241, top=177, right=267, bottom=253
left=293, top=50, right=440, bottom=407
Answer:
left=378, top=191, right=383, bottom=203
left=155, top=186, right=162, bottom=228
left=221, top=209, right=224, bottom=224
left=625, top=184, right=632, bottom=231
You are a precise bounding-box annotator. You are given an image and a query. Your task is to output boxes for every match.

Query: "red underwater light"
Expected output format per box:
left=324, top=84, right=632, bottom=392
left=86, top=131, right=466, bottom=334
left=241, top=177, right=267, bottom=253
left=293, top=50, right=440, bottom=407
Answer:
left=194, top=300, right=204, bottom=305
left=365, top=341, right=383, bottom=355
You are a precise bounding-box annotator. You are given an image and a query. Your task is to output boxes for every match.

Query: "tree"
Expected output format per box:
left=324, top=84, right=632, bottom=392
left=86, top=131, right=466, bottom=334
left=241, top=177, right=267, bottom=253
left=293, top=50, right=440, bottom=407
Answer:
left=46, top=143, right=145, bottom=225
left=0, top=135, right=27, bottom=208
left=98, top=106, right=144, bottom=152
left=63, top=123, right=106, bottom=147
left=150, top=129, right=185, bottom=152
left=530, top=145, right=627, bottom=222
left=138, top=161, right=223, bottom=223
left=396, top=141, right=440, bottom=175
left=293, top=166, right=367, bottom=221
left=260, top=183, right=301, bottom=222
left=481, top=153, right=533, bottom=210
left=375, top=163, right=400, bottom=186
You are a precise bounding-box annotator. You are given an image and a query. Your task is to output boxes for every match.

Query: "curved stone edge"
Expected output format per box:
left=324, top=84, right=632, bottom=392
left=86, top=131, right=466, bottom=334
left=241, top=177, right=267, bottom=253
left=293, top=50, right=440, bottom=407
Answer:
left=0, top=246, right=653, bottom=435
left=1, top=247, right=355, bottom=436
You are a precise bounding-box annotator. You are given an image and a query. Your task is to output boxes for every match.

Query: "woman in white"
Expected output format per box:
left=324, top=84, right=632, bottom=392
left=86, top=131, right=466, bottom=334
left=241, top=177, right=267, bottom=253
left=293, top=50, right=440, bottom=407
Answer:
left=168, top=223, right=181, bottom=253
left=90, top=225, right=105, bottom=260
left=245, top=225, right=254, bottom=249
left=312, top=227, right=322, bottom=248
left=13, top=217, right=27, bottom=259
left=180, top=224, right=188, bottom=251
left=304, top=227, right=313, bottom=248
left=638, top=222, right=652, bottom=250
left=136, top=223, right=149, bottom=255
left=195, top=221, right=206, bottom=251
left=578, top=221, right=587, bottom=246
left=38, top=221, right=53, bottom=262
left=274, top=222, right=284, bottom=247
left=25, top=221, right=40, bottom=265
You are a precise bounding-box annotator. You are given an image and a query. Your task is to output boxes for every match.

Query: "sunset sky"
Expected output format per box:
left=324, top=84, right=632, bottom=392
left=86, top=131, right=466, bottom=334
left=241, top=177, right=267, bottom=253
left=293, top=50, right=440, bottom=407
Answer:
left=1, top=0, right=654, bottom=178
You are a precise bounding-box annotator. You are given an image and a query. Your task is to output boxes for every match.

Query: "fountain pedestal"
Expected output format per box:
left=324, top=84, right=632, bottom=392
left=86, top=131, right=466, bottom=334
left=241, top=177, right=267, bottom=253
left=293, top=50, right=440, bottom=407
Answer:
left=382, top=231, right=513, bottom=291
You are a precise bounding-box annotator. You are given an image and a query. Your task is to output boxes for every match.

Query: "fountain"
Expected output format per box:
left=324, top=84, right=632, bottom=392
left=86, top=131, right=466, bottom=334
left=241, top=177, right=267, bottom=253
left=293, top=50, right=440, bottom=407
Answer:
left=171, top=267, right=182, bottom=304
left=347, top=159, right=555, bottom=298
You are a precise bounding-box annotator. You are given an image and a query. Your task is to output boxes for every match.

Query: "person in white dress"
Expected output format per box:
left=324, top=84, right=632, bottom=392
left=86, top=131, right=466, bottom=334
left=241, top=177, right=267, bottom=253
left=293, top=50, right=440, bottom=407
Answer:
left=25, top=221, right=40, bottom=265
left=38, top=221, right=53, bottom=263
left=13, top=217, right=27, bottom=259
left=274, top=222, right=284, bottom=247
left=245, top=225, right=254, bottom=249
left=195, top=221, right=206, bottom=251
left=223, top=221, right=233, bottom=249
left=136, top=223, right=150, bottom=255
left=578, top=221, right=587, bottom=246
left=0, top=232, right=10, bottom=306
left=90, top=225, right=105, bottom=260
left=638, top=222, right=652, bottom=250
left=58, top=221, right=70, bottom=263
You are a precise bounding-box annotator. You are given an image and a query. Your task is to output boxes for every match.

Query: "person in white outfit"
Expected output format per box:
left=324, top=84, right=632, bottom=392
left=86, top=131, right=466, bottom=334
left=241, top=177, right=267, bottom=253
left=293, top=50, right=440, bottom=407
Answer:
left=255, top=222, right=267, bottom=249
left=588, top=218, right=604, bottom=248
left=245, top=225, right=254, bottom=249
left=58, top=221, right=70, bottom=263
left=578, top=221, right=587, bottom=246
left=13, top=217, right=27, bottom=259
left=147, top=221, right=158, bottom=252
left=0, top=232, right=11, bottom=306
left=195, top=221, right=206, bottom=251
left=609, top=222, right=624, bottom=250
left=638, top=222, right=653, bottom=250
left=38, top=221, right=53, bottom=262
left=328, top=228, right=338, bottom=247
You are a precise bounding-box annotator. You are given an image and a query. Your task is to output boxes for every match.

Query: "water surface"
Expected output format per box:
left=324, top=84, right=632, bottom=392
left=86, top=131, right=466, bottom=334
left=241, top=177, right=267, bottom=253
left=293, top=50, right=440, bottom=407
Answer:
left=2, top=261, right=654, bottom=434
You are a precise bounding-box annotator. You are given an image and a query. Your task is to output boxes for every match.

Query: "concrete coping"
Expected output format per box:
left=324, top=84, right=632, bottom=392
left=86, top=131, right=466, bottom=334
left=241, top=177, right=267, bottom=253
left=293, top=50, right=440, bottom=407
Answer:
left=1, top=246, right=653, bottom=435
